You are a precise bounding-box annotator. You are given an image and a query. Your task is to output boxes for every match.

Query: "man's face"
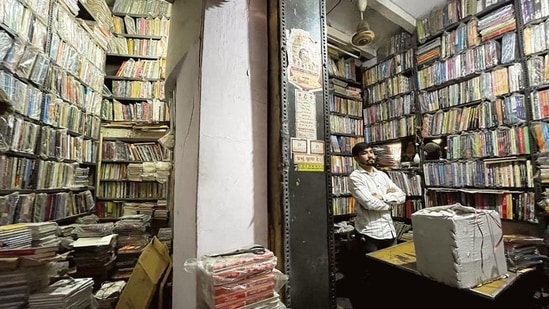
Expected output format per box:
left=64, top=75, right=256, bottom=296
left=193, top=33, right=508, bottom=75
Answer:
left=357, top=147, right=376, bottom=166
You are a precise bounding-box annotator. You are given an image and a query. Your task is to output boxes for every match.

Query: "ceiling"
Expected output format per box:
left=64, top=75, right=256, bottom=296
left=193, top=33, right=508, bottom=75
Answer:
left=326, top=0, right=447, bottom=59
left=391, top=0, right=448, bottom=19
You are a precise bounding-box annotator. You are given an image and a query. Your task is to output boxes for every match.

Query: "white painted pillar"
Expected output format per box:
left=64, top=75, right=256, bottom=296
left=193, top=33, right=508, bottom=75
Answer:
left=170, top=0, right=268, bottom=307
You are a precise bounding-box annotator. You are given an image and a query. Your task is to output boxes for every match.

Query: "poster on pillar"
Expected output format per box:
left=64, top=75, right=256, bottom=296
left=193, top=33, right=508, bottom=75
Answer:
left=287, top=28, right=322, bottom=92
left=292, top=89, right=324, bottom=172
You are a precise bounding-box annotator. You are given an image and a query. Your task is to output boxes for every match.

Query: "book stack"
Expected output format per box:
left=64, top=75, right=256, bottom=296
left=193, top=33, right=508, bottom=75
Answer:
left=191, top=245, right=287, bottom=309
left=72, top=234, right=117, bottom=288
left=153, top=199, right=169, bottom=221
left=477, top=4, right=516, bottom=42
left=0, top=224, right=32, bottom=249
left=0, top=263, right=50, bottom=308
left=122, top=202, right=154, bottom=217
left=156, top=227, right=172, bottom=251
left=24, top=222, right=60, bottom=248
left=503, top=234, right=545, bottom=271
left=28, top=278, right=94, bottom=309
left=112, top=215, right=151, bottom=281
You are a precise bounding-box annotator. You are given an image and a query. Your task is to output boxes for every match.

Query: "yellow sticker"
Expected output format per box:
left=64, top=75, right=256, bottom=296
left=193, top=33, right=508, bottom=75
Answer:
left=297, top=163, right=324, bottom=172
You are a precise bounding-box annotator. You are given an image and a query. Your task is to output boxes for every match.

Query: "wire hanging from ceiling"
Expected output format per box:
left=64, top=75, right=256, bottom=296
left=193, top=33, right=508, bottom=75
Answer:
left=327, top=0, right=343, bottom=15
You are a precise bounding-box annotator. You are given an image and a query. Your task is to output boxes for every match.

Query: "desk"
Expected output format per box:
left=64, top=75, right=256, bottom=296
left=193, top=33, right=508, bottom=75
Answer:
left=364, top=241, right=540, bottom=307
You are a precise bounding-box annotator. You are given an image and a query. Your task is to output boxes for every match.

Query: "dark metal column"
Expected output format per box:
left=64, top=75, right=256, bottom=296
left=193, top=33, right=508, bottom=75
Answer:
left=268, top=0, right=333, bottom=308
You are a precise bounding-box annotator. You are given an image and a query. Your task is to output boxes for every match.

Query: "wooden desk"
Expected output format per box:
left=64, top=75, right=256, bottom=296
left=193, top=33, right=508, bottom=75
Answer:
left=367, top=241, right=532, bottom=300
left=363, top=241, right=540, bottom=307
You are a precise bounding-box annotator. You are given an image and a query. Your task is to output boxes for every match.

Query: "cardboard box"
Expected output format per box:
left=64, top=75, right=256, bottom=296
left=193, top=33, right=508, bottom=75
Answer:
left=411, top=203, right=508, bottom=289
left=116, top=237, right=171, bottom=309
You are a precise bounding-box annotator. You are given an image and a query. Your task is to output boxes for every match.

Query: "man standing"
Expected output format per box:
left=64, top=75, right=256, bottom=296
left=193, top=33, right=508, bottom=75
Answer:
left=349, top=142, right=406, bottom=253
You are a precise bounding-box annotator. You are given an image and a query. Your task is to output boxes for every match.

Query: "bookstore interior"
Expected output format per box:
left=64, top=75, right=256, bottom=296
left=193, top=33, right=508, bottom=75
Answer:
left=7, top=0, right=549, bottom=308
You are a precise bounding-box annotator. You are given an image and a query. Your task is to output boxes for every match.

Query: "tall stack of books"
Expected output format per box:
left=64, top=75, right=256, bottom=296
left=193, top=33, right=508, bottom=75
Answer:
left=112, top=215, right=151, bottom=281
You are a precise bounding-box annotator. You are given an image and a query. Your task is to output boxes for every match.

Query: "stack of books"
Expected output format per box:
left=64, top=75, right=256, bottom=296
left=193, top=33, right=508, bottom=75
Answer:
left=0, top=224, right=32, bottom=249
left=24, top=222, right=60, bottom=248
left=194, top=245, right=286, bottom=309
left=112, top=215, right=150, bottom=281
left=0, top=263, right=50, bottom=308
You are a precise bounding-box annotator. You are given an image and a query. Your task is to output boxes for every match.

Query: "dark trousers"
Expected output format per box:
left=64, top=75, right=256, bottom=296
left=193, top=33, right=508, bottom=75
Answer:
left=348, top=235, right=396, bottom=309
left=357, top=234, right=397, bottom=255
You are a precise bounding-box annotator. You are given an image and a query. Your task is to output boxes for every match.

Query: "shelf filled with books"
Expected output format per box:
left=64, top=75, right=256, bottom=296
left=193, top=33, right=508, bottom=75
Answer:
left=327, top=48, right=364, bottom=218
left=95, top=0, right=172, bottom=224
left=363, top=33, right=416, bottom=145
left=101, top=0, right=170, bottom=125
left=0, top=0, right=107, bottom=225
left=361, top=31, right=424, bottom=221
left=415, top=0, right=540, bottom=224
left=95, top=124, right=172, bottom=220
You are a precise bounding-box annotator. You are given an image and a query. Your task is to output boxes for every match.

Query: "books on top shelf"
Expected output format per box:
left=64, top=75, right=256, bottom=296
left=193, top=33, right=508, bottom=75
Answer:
left=376, top=31, right=413, bottom=60
left=112, top=0, right=172, bottom=18
left=477, top=4, right=516, bottom=42
left=416, top=0, right=509, bottom=42
left=327, top=52, right=360, bottom=83
left=0, top=0, right=50, bottom=51
left=81, top=0, right=114, bottom=32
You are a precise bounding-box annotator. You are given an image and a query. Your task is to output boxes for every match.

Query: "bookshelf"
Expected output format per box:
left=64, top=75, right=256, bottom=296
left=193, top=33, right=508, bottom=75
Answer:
left=0, top=0, right=106, bottom=224
left=326, top=46, right=365, bottom=303
left=96, top=0, right=172, bottom=224
left=362, top=31, right=424, bottom=223
left=414, top=0, right=541, bottom=225
left=327, top=49, right=364, bottom=219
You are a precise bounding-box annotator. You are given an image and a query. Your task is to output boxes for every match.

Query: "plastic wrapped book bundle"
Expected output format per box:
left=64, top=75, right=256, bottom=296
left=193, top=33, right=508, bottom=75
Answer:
left=184, top=245, right=288, bottom=309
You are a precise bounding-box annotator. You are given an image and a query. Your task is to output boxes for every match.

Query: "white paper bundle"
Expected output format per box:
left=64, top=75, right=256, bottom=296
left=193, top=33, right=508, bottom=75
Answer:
left=412, top=203, right=507, bottom=289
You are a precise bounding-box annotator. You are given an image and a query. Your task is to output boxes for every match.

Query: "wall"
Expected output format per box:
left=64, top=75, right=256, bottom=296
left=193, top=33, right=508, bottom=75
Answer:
left=165, top=0, right=204, bottom=78
left=170, top=0, right=268, bottom=307
left=170, top=36, right=201, bottom=309
left=196, top=0, right=268, bottom=256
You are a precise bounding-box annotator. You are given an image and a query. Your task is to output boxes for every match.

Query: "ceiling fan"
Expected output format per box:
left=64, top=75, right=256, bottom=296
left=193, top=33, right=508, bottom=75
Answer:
left=351, top=0, right=375, bottom=46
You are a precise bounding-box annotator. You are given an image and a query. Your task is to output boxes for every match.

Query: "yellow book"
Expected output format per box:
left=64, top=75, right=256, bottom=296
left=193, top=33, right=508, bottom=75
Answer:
left=127, top=38, right=134, bottom=55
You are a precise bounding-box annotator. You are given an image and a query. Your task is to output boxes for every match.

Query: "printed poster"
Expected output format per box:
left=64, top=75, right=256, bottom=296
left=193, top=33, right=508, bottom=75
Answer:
left=294, top=89, right=317, bottom=139
left=287, top=28, right=322, bottom=92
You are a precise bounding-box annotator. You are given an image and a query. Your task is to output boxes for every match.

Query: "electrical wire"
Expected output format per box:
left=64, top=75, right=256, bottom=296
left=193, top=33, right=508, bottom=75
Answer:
left=327, top=0, right=343, bottom=15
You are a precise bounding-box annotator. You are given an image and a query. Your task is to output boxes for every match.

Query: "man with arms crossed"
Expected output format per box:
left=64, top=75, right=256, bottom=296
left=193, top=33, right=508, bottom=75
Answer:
left=349, top=142, right=406, bottom=253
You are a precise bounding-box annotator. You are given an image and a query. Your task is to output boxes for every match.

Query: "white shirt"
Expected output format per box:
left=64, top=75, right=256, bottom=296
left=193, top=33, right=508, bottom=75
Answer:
left=349, top=166, right=406, bottom=240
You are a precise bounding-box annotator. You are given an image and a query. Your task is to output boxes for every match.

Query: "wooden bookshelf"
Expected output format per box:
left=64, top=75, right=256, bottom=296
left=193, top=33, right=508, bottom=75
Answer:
left=412, top=0, right=540, bottom=225
left=97, top=0, right=172, bottom=225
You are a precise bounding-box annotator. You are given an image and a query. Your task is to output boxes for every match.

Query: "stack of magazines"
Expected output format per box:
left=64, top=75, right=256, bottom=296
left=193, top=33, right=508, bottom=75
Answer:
left=28, top=278, right=94, bottom=309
